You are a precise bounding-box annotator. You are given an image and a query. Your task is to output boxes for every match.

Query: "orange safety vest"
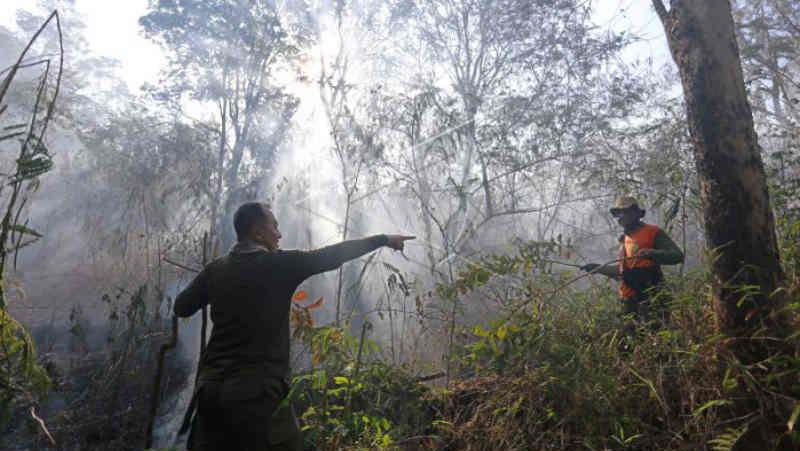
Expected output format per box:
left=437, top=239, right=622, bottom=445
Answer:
left=618, top=223, right=662, bottom=300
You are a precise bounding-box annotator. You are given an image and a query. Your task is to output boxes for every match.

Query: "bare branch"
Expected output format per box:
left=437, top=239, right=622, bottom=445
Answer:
left=29, top=406, right=56, bottom=446
left=471, top=193, right=615, bottom=232
left=652, top=0, right=669, bottom=25
left=0, top=10, right=59, bottom=105
left=163, top=257, right=200, bottom=273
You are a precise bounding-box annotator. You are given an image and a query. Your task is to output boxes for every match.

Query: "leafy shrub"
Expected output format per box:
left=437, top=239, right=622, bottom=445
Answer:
left=290, top=324, right=438, bottom=450
left=0, top=309, right=50, bottom=430
left=434, top=253, right=800, bottom=450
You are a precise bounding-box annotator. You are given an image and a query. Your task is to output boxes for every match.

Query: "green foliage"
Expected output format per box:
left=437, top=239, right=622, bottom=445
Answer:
left=425, top=243, right=800, bottom=450
left=0, top=309, right=50, bottom=429
left=295, top=231, right=800, bottom=451
left=290, top=324, right=436, bottom=450
left=0, top=11, right=58, bottom=440
left=776, top=204, right=800, bottom=283
left=708, top=426, right=747, bottom=451
left=14, top=146, right=54, bottom=182
left=286, top=236, right=800, bottom=450
left=464, top=321, right=521, bottom=374
left=8, top=224, right=43, bottom=239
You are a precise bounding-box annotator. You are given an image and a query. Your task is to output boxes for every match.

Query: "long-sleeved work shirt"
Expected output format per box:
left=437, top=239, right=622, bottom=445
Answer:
left=174, top=235, right=388, bottom=385
left=596, top=225, right=684, bottom=279
left=634, top=228, right=684, bottom=265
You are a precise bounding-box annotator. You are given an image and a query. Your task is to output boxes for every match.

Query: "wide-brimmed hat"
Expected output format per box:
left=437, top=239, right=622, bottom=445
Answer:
left=609, top=196, right=643, bottom=215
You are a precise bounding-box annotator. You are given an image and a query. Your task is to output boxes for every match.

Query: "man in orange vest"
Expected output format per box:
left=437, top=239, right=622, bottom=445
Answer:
left=581, top=196, right=684, bottom=322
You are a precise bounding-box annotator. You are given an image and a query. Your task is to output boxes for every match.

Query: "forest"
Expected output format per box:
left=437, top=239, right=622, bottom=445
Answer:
left=0, top=0, right=798, bottom=450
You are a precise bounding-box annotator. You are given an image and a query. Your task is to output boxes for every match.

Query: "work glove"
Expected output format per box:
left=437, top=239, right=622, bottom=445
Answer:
left=580, top=263, right=601, bottom=272
left=636, top=249, right=657, bottom=259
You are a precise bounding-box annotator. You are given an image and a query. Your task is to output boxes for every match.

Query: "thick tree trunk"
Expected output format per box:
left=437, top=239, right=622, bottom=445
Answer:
left=653, top=0, right=784, bottom=336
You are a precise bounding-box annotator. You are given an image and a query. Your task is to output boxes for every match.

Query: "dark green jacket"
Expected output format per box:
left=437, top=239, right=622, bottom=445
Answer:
left=174, top=235, right=388, bottom=384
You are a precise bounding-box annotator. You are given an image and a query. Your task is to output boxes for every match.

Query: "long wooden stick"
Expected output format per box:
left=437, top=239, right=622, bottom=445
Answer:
left=197, top=233, right=208, bottom=382
left=145, top=234, right=209, bottom=447
left=508, top=257, right=627, bottom=328
left=163, top=257, right=200, bottom=273
left=540, top=259, right=584, bottom=269
left=145, top=315, right=178, bottom=448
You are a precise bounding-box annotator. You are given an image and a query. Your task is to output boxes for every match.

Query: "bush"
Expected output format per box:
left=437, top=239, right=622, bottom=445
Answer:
left=0, top=309, right=50, bottom=432
left=289, top=324, right=439, bottom=450
left=290, top=233, right=799, bottom=450
left=433, top=256, right=800, bottom=450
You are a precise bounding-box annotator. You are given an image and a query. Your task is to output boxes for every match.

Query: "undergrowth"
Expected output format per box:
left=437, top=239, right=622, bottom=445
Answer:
left=288, top=234, right=799, bottom=450
left=15, top=234, right=799, bottom=450
left=437, top=268, right=799, bottom=450
left=5, top=286, right=189, bottom=450
left=288, top=322, right=439, bottom=450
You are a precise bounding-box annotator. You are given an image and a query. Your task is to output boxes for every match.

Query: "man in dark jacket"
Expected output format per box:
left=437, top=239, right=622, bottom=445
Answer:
left=174, top=202, right=413, bottom=450
left=581, top=196, right=684, bottom=322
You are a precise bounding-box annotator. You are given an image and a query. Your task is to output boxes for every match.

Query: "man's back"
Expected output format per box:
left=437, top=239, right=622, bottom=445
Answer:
left=172, top=201, right=411, bottom=451
left=202, top=248, right=300, bottom=381
left=174, top=236, right=390, bottom=383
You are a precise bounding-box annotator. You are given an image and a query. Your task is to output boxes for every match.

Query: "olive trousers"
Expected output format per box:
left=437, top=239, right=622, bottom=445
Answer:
left=188, top=377, right=302, bottom=451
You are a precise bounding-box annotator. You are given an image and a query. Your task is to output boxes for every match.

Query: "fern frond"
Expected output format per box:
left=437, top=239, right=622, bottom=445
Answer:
left=708, top=426, right=747, bottom=451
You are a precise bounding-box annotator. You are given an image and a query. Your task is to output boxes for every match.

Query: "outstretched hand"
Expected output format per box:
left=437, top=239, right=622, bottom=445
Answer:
left=386, top=235, right=415, bottom=251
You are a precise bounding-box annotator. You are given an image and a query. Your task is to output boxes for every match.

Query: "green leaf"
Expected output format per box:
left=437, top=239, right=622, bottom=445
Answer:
left=496, top=325, right=508, bottom=340
left=9, top=225, right=43, bottom=238
left=473, top=326, right=489, bottom=337
left=15, top=154, right=54, bottom=181
left=709, top=426, right=746, bottom=451
left=312, top=370, right=327, bottom=390
left=722, top=369, right=738, bottom=391
left=693, top=399, right=731, bottom=417
left=788, top=402, right=800, bottom=432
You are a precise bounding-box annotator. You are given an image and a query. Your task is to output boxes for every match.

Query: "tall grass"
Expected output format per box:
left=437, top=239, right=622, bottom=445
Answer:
left=293, top=235, right=799, bottom=450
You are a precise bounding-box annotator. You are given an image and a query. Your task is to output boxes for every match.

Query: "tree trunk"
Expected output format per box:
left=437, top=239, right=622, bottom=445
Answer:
left=653, top=0, right=784, bottom=337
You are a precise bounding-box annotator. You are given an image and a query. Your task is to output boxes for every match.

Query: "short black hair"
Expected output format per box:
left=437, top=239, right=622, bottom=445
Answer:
left=233, top=202, right=271, bottom=241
